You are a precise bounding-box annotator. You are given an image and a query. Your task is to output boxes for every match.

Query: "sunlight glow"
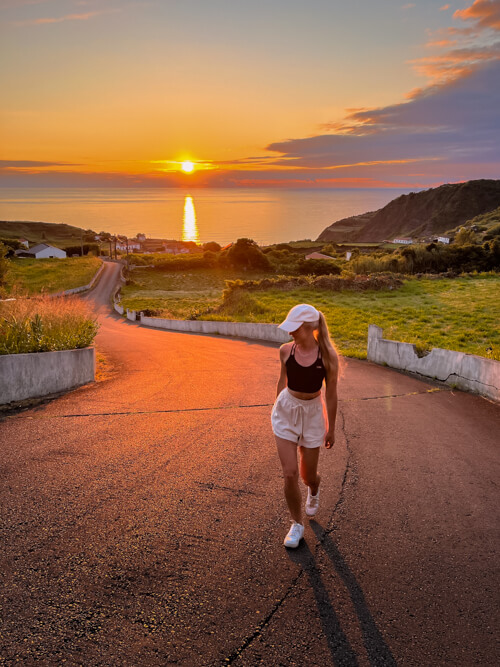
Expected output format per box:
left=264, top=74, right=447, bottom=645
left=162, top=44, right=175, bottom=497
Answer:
left=181, top=161, right=194, bottom=173
left=182, top=196, right=199, bottom=242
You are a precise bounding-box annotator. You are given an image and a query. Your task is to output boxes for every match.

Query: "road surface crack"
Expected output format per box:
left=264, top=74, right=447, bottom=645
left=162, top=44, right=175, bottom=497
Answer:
left=4, top=388, right=444, bottom=421
left=220, top=407, right=355, bottom=665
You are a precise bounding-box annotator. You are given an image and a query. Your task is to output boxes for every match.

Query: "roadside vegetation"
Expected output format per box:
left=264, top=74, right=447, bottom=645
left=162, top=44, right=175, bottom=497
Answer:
left=4, top=256, right=102, bottom=296
left=0, top=296, right=99, bottom=355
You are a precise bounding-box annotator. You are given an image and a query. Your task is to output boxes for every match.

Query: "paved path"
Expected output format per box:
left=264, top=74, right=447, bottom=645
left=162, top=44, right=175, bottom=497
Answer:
left=1, top=261, right=499, bottom=666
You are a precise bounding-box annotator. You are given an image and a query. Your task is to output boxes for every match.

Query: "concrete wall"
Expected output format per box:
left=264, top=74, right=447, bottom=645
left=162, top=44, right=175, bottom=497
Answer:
left=140, top=314, right=291, bottom=344
left=367, top=324, right=500, bottom=402
left=0, top=347, right=95, bottom=405
left=114, top=302, right=124, bottom=315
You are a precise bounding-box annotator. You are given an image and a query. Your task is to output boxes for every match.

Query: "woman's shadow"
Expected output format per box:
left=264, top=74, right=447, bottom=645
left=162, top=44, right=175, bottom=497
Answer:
left=286, top=521, right=396, bottom=666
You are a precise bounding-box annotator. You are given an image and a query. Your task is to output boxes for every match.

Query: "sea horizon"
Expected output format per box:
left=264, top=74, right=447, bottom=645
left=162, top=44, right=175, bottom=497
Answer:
left=0, top=186, right=418, bottom=245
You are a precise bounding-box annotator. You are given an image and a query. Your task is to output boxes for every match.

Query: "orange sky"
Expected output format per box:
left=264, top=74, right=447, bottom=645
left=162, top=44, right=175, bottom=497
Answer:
left=1, top=0, right=499, bottom=188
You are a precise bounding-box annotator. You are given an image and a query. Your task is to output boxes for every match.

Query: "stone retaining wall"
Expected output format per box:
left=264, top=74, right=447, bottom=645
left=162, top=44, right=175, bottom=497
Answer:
left=367, top=325, right=499, bottom=402
left=0, top=347, right=95, bottom=405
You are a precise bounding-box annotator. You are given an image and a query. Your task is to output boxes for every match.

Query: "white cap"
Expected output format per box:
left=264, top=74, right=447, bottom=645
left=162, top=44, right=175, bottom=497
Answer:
left=278, top=304, right=320, bottom=333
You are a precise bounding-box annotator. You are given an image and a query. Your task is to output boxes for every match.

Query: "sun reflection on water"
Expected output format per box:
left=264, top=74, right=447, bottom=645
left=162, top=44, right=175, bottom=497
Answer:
left=182, top=196, right=199, bottom=243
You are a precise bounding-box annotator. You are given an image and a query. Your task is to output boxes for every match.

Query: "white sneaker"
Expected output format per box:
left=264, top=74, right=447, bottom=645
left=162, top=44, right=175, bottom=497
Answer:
left=305, top=487, right=320, bottom=517
left=283, top=521, right=304, bottom=548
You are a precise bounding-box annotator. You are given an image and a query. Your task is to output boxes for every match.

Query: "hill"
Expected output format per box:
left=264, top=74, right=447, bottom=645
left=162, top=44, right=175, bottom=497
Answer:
left=317, top=179, right=500, bottom=243
left=0, top=221, right=96, bottom=248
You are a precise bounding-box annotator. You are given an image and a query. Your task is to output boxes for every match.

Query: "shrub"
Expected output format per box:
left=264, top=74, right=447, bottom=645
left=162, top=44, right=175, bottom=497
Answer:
left=220, top=272, right=403, bottom=304
left=0, top=296, right=99, bottom=355
left=0, top=243, right=10, bottom=293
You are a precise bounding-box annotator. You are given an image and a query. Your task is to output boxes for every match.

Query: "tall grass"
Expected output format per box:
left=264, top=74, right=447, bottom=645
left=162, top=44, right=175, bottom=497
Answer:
left=0, top=296, right=99, bottom=355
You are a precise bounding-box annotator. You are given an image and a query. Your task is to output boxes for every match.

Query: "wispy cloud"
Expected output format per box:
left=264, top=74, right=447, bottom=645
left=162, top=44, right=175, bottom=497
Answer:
left=13, top=8, right=120, bottom=26
left=412, top=0, right=500, bottom=84
left=454, top=0, right=500, bottom=30
left=0, top=160, right=79, bottom=168
left=410, top=43, right=500, bottom=82
left=440, top=4, right=451, bottom=10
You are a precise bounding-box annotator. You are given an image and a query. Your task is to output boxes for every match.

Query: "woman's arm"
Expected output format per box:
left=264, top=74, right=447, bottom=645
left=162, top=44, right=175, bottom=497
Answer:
left=324, top=352, right=339, bottom=449
left=276, top=344, right=290, bottom=397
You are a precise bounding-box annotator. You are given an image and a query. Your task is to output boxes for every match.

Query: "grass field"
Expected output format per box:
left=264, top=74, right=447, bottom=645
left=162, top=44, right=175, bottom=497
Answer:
left=210, top=274, right=500, bottom=360
left=121, top=267, right=268, bottom=319
left=121, top=268, right=500, bottom=360
left=6, top=257, right=102, bottom=296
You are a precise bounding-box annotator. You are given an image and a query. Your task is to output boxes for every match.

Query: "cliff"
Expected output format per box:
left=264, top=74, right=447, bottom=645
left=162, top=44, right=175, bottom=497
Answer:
left=317, top=179, right=500, bottom=243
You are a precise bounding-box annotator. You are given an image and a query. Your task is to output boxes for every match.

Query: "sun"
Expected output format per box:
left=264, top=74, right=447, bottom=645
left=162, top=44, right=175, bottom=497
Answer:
left=181, top=161, right=194, bottom=173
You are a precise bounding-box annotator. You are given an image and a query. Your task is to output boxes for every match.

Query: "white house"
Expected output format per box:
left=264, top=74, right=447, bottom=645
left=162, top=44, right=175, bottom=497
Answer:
left=116, top=240, right=142, bottom=252
left=26, top=243, right=67, bottom=259
left=437, top=236, right=451, bottom=244
left=393, top=238, right=413, bottom=245
left=18, top=238, right=30, bottom=248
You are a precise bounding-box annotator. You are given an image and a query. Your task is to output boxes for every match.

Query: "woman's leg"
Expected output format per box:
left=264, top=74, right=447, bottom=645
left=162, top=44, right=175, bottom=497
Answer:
left=275, top=436, right=302, bottom=524
left=299, top=446, right=320, bottom=495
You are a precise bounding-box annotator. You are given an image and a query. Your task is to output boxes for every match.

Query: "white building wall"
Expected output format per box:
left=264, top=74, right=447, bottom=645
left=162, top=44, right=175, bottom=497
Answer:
left=34, top=246, right=67, bottom=259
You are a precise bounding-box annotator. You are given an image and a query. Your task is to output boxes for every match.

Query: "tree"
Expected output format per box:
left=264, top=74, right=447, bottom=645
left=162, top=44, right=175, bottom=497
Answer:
left=226, top=238, right=271, bottom=270
left=202, top=241, right=221, bottom=252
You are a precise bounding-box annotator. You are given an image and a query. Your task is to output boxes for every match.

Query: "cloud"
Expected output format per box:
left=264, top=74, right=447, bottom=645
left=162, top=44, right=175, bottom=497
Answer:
left=413, top=0, right=500, bottom=84
left=440, top=4, right=451, bottom=10
left=263, top=61, right=500, bottom=184
left=13, top=8, right=120, bottom=26
left=410, top=42, right=500, bottom=81
left=402, top=3, right=415, bottom=9
left=454, top=0, right=500, bottom=30
left=0, top=160, right=79, bottom=168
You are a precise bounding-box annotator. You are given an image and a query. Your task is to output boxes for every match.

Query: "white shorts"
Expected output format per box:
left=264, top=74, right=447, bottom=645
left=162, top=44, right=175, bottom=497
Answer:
left=271, top=388, right=327, bottom=449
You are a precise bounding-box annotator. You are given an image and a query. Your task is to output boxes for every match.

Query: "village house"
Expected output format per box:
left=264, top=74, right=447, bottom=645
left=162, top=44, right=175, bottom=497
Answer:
left=15, top=243, right=67, bottom=259
left=392, top=237, right=413, bottom=245
left=18, top=238, right=30, bottom=248
left=436, top=236, right=451, bottom=244
left=116, top=240, right=142, bottom=252
left=163, top=242, right=190, bottom=254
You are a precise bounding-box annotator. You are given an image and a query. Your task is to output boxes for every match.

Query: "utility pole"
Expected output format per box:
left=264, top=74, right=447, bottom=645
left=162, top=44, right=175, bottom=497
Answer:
left=80, top=230, right=84, bottom=257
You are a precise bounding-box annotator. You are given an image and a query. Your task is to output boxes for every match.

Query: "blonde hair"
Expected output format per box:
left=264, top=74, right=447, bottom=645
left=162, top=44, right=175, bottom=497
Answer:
left=304, top=310, right=338, bottom=377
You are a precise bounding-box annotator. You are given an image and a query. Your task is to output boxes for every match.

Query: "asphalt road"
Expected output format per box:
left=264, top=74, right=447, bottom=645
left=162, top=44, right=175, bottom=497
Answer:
left=1, top=261, right=499, bottom=666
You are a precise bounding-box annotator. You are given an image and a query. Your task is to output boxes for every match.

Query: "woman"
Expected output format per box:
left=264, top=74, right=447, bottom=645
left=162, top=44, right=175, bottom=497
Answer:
left=272, top=304, right=339, bottom=548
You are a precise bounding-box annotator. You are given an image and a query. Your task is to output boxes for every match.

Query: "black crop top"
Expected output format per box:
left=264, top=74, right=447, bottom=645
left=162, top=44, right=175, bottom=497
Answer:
left=286, top=344, right=326, bottom=393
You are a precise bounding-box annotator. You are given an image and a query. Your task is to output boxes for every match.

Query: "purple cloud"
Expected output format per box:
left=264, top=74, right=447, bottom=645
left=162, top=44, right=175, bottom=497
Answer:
left=265, top=61, right=500, bottom=172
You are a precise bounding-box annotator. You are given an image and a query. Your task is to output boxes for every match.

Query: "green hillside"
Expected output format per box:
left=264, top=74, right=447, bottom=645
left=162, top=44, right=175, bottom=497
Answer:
left=0, top=221, right=97, bottom=248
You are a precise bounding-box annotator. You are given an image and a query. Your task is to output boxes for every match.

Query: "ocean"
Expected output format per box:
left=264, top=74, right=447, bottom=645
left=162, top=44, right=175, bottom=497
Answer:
left=0, top=187, right=414, bottom=245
